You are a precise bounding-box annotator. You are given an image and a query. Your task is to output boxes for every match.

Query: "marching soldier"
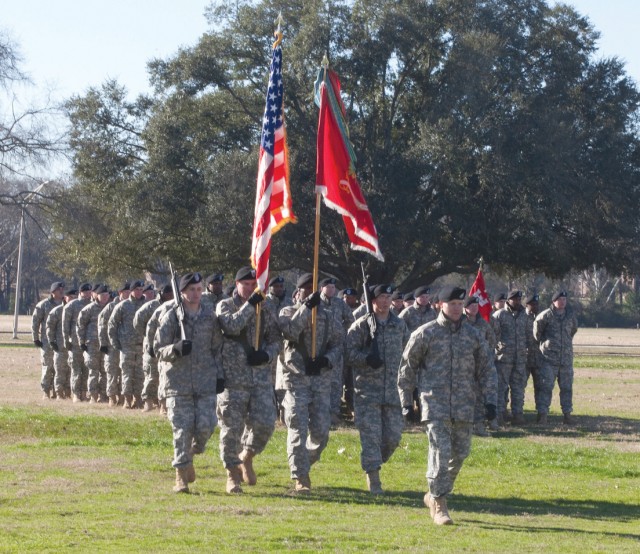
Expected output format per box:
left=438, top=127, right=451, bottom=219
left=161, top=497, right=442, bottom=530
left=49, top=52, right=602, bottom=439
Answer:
left=340, top=288, right=359, bottom=311
left=108, top=280, right=146, bottom=408
left=77, top=284, right=111, bottom=402
left=390, top=290, right=404, bottom=316
left=278, top=273, right=344, bottom=493
left=346, top=284, right=409, bottom=494
left=216, top=267, right=281, bottom=494
left=63, top=283, right=92, bottom=402
left=154, top=272, right=223, bottom=493
left=32, top=281, right=64, bottom=399
left=46, top=287, right=77, bottom=399
left=402, top=291, right=415, bottom=311
left=399, top=286, right=496, bottom=525
left=399, top=286, right=436, bottom=333
left=524, top=293, right=545, bottom=421
left=99, top=282, right=129, bottom=406
left=266, top=276, right=291, bottom=423
left=493, top=292, right=507, bottom=312
left=202, top=273, right=227, bottom=309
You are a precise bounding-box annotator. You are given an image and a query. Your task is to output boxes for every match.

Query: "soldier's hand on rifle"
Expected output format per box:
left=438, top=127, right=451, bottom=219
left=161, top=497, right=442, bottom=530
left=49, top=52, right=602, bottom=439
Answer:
left=34, top=339, right=43, bottom=348
left=366, top=352, right=383, bottom=369
left=305, top=356, right=329, bottom=375
left=304, top=291, right=321, bottom=309
left=50, top=341, right=59, bottom=352
left=247, top=291, right=264, bottom=307
left=247, top=348, right=269, bottom=366
left=173, top=339, right=192, bottom=357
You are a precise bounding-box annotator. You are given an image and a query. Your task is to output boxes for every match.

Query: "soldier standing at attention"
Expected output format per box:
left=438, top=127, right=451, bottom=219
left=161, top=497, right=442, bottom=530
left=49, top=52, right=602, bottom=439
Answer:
left=154, top=272, right=222, bottom=493
left=346, top=284, right=409, bottom=494
left=32, top=281, right=64, bottom=399
left=390, top=290, right=404, bottom=316
left=400, top=286, right=436, bottom=333
left=402, top=291, right=415, bottom=311
left=534, top=291, right=578, bottom=425
left=340, top=288, right=360, bottom=311
left=278, top=273, right=344, bottom=494
left=63, top=283, right=93, bottom=402
left=201, top=273, right=227, bottom=309
left=46, top=287, right=76, bottom=399
left=492, top=290, right=528, bottom=425
left=215, top=267, right=281, bottom=494
left=108, top=280, right=146, bottom=408
left=524, top=294, right=545, bottom=422
left=493, top=292, right=507, bottom=312
left=77, top=285, right=111, bottom=402
left=99, top=283, right=129, bottom=406
left=399, top=286, right=496, bottom=525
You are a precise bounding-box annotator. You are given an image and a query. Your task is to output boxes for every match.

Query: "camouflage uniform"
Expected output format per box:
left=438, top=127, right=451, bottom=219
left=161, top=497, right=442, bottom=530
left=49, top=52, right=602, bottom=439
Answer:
left=398, top=312, right=496, bottom=498
left=134, top=299, right=161, bottom=403
left=526, top=309, right=544, bottom=412
left=346, top=313, right=409, bottom=472
left=320, top=293, right=353, bottom=418
left=399, top=303, right=436, bottom=333
left=352, top=303, right=367, bottom=320
left=533, top=306, right=578, bottom=415
left=466, top=314, right=497, bottom=423
left=32, top=295, right=61, bottom=395
left=63, top=297, right=91, bottom=397
left=138, top=300, right=174, bottom=403
left=45, top=303, right=70, bottom=396
left=279, top=300, right=344, bottom=479
left=216, top=293, right=281, bottom=469
left=154, top=303, right=223, bottom=469
left=98, top=299, right=121, bottom=398
left=108, top=296, right=146, bottom=398
left=77, top=300, right=108, bottom=398
left=266, top=292, right=292, bottom=399
left=201, top=291, right=228, bottom=310
left=492, top=304, right=528, bottom=418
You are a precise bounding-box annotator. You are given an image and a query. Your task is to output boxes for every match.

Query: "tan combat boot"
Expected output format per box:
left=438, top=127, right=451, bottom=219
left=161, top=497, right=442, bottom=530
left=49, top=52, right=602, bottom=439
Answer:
left=123, top=394, right=134, bottom=409
left=42, top=391, right=50, bottom=400
left=72, top=393, right=82, bottom=403
left=239, top=450, right=257, bottom=486
left=294, top=474, right=311, bottom=494
left=142, top=399, right=155, bottom=412
left=108, top=395, right=117, bottom=407
left=89, top=392, right=99, bottom=404
left=133, top=395, right=143, bottom=409
left=186, top=462, right=196, bottom=483
left=56, top=388, right=66, bottom=400
left=431, top=495, right=453, bottom=525
left=366, top=470, right=383, bottom=495
left=173, top=467, right=189, bottom=493
left=159, top=398, right=167, bottom=415
left=226, top=466, right=244, bottom=494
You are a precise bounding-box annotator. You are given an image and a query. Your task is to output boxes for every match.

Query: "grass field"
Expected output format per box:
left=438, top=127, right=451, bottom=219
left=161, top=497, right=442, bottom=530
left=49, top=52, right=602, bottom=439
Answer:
left=0, top=317, right=639, bottom=551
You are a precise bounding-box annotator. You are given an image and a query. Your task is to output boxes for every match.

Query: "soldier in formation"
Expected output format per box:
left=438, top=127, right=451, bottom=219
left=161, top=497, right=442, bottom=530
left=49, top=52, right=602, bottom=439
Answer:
left=99, top=282, right=129, bottom=406
left=45, top=287, right=76, bottom=399
left=63, top=283, right=93, bottom=402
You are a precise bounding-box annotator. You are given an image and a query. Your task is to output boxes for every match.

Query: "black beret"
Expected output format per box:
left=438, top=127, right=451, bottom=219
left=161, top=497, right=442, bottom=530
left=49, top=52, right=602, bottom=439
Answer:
left=495, top=292, right=507, bottom=302
left=414, top=286, right=431, bottom=297
left=403, top=292, right=415, bottom=302
left=552, top=290, right=568, bottom=302
left=50, top=281, right=65, bottom=292
left=179, top=272, right=202, bottom=291
left=131, top=280, right=145, bottom=289
left=372, top=284, right=394, bottom=299
left=160, top=284, right=173, bottom=296
left=269, top=276, right=285, bottom=286
left=391, top=290, right=404, bottom=301
left=342, top=288, right=357, bottom=296
left=465, top=295, right=479, bottom=307
left=507, top=290, right=522, bottom=300
left=525, top=293, right=539, bottom=305
left=79, top=283, right=92, bottom=292
left=296, top=273, right=314, bottom=288
left=439, top=285, right=466, bottom=302
left=91, top=283, right=102, bottom=292
left=94, top=284, right=109, bottom=294
left=235, top=266, right=256, bottom=281
left=319, top=277, right=337, bottom=287
left=206, top=273, right=224, bottom=285
left=118, top=282, right=131, bottom=292
left=64, top=288, right=78, bottom=296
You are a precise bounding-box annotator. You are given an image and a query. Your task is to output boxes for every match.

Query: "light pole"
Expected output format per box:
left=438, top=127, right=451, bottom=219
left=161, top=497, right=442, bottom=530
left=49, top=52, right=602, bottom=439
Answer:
left=12, top=181, right=49, bottom=339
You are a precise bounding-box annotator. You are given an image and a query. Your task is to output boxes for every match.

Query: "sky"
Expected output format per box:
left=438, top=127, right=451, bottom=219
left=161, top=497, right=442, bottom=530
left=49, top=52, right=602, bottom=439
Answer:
left=1, top=0, right=639, bottom=177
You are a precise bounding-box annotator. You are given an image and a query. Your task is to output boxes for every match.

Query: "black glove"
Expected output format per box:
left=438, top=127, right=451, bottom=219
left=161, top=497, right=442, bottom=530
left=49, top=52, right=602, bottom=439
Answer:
left=305, top=356, right=329, bottom=376
left=50, top=341, right=59, bottom=352
left=65, top=340, right=73, bottom=351
left=80, top=343, right=88, bottom=352
left=485, top=403, right=497, bottom=421
left=247, top=291, right=264, bottom=307
left=147, top=345, right=155, bottom=358
left=247, top=349, right=270, bottom=366
left=365, top=353, right=383, bottom=369
left=173, top=340, right=192, bottom=357
left=304, top=291, right=321, bottom=309
left=402, top=406, right=413, bottom=424
left=216, top=378, right=226, bottom=394
left=34, top=339, right=43, bottom=348
left=100, top=345, right=109, bottom=354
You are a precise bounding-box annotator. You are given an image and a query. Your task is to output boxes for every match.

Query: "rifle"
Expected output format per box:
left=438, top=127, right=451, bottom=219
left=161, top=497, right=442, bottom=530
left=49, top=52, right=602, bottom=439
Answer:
left=361, top=263, right=379, bottom=358
left=169, top=262, right=187, bottom=341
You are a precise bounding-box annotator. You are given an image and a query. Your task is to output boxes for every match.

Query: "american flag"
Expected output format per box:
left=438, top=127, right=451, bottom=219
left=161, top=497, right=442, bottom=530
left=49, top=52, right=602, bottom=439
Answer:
left=251, top=38, right=296, bottom=292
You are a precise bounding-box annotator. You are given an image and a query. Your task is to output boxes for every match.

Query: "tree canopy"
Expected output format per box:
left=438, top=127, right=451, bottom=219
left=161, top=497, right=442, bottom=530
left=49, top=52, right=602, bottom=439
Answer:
left=56, top=0, right=640, bottom=289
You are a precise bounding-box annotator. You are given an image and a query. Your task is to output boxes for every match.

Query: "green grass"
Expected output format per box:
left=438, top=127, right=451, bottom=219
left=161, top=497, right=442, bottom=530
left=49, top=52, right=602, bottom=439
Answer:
left=0, top=405, right=639, bottom=552
left=574, top=356, right=640, bottom=370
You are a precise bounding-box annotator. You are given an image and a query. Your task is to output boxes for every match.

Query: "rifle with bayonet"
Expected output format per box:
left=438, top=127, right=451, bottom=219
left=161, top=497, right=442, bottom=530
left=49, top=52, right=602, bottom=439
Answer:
left=361, top=263, right=382, bottom=368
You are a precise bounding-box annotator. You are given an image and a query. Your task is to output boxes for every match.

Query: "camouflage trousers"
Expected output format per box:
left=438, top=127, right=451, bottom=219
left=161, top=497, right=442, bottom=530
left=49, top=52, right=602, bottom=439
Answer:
left=68, top=347, right=88, bottom=396
left=141, top=353, right=159, bottom=402
left=166, top=394, right=217, bottom=468
left=329, top=354, right=344, bottom=417
left=53, top=349, right=71, bottom=395
left=83, top=350, right=106, bottom=396
left=216, top=385, right=276, bottom=469
left=526, top=363, right=545, bottom=412
left=104, top=351, right=121, bottom=397
left=495, top=360, right=527, bottom=416
left=120, top=349, right=144, bottom=397
left=283, top=373, right=332, bottom=479
left=354, top=400, right=403, bottom=473
left=426, top=419, right=472, bottom=498
left=538, top=361, right=573, bottom=415
left=39, top=345, right=55, bottom=394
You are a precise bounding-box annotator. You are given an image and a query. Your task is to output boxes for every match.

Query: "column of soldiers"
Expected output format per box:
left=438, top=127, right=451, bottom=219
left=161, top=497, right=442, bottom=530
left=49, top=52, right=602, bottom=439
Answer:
left=32, top=272, right=577, bottom=526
